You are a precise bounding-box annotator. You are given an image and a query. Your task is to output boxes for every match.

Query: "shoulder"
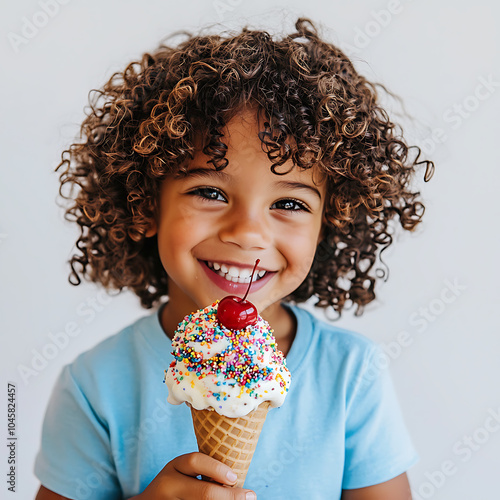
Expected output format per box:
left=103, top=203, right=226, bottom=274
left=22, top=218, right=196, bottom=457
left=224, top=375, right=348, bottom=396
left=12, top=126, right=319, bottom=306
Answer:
left=70, top=311, right=156, bottom=378
left=290, top=303, right=378, bottom=359
left=286, top=303, right=383, bottom=392
left=57, top=309, right=162, bottom=413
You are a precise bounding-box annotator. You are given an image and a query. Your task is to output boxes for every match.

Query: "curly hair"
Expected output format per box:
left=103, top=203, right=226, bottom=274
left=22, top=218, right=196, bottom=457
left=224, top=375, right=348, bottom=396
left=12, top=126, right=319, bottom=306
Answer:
left=56, top=17, right=434, bottom=317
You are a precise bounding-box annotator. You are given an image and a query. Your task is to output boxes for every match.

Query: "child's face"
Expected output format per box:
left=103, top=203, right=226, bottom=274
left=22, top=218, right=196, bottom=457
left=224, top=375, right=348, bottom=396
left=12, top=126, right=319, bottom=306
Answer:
left=147, top=108, right=326, bottom=315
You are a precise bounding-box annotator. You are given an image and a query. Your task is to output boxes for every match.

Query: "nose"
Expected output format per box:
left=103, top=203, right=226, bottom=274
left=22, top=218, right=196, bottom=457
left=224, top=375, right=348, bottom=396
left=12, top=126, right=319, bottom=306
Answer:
left=218, top=206, right=272, bottom=250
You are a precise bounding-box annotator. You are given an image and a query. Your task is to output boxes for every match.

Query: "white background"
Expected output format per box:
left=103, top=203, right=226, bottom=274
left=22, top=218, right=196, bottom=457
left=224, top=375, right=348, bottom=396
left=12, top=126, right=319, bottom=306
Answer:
left=1, top=0, right=499, bottom=498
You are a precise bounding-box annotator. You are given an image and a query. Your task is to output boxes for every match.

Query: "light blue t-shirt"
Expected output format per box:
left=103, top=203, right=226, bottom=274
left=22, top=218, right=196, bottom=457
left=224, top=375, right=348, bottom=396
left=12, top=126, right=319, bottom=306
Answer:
left=34, top=302, right=418, bottom=499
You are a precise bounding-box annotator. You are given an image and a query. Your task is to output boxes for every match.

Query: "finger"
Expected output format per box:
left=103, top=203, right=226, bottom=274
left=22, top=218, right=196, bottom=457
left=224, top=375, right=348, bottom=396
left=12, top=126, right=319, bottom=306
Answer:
left=174, top=452, right=239, bottom=486
left=187, top=477, right=257, bottom=500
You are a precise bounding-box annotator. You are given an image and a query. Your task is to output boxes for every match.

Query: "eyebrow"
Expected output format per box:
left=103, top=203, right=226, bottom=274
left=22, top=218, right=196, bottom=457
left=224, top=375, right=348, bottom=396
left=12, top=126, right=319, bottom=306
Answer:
left=273, top=180, right=322, bottom=200
left=184, top=167, right=322, bottom=200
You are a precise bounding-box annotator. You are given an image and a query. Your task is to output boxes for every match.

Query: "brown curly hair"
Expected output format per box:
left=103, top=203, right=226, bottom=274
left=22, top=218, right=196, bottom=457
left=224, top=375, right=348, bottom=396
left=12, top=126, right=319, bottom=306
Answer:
left=56, top=18, right=434, bottom=317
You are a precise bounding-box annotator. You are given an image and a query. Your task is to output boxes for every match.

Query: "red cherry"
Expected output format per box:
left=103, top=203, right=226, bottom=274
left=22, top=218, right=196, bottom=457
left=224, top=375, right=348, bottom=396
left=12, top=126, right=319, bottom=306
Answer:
left=217, top=259, right=260, bottom=331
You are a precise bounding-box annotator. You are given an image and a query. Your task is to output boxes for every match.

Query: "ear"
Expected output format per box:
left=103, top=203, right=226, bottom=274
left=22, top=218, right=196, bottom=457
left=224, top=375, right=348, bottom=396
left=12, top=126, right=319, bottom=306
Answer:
left=145, top=218, right=158, bottom=238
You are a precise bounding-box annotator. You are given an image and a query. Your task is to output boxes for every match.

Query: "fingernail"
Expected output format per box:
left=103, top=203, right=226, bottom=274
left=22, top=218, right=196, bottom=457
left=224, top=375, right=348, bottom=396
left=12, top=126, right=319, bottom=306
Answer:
left=226, top=470, right=238, bottom=482
left=245, top=492, right=257, bottom=500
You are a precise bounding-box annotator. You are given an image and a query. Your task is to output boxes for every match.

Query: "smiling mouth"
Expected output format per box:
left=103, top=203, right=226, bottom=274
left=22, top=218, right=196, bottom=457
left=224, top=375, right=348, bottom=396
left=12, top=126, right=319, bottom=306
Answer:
left=203, top=261, right=268, bottom=284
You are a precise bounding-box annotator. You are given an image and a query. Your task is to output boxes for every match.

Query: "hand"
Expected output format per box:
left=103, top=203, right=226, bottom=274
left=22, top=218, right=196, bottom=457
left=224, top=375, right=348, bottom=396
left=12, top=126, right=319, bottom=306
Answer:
left=132, top=452, right=257, bottom=500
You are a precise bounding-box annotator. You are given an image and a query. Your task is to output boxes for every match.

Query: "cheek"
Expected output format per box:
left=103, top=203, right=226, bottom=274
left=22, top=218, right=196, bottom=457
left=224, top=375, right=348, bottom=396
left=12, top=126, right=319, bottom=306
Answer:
left=157, top=211, right=200, bottom=260
left=159, top=211, right=219, bottom=274
left=280, top=225, right=319, bottom=280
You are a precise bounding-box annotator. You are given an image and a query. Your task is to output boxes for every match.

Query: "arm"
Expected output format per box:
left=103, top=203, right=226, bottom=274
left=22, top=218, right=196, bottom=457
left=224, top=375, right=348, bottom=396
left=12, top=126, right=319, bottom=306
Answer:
left=342, top=345, right=419, bottom=496
left=35, top=453, right=255, bottom=500
left=341, top=472, right=412, bottom=500
left=35, top=486, right=69, bottom=499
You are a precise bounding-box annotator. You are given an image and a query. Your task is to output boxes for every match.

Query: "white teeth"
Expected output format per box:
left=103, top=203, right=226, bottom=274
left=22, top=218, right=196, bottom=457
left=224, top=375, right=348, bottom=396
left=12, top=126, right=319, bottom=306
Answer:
left=206, top=261, right=268, bottom=282
left=227, top=266, right=253, bottom=278
left=228, top=266, right=240, bottom=278
left=239, top=268, right=252, bottom=278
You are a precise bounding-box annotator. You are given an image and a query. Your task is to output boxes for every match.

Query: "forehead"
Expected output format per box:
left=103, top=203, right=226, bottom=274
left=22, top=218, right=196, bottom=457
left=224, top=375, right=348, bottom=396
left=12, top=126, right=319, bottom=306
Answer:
left=187, top=107, right=327, bottom=187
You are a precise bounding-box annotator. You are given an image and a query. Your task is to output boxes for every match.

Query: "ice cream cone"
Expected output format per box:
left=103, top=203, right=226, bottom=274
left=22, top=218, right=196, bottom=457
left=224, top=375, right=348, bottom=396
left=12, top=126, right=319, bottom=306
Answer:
left=190, top=401, right=271, bottom=488
left=165, top=301, right=291, bottom=487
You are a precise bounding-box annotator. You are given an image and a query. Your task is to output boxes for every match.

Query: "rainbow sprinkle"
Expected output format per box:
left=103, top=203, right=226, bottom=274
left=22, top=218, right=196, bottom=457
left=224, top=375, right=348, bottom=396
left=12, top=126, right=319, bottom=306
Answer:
left=169, top=301, right=290, bottom=401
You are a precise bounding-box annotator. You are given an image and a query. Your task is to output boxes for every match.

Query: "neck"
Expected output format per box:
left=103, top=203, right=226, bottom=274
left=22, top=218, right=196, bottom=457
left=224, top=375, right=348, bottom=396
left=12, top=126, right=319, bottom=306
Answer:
left=261, top=300, right=296, bottom=357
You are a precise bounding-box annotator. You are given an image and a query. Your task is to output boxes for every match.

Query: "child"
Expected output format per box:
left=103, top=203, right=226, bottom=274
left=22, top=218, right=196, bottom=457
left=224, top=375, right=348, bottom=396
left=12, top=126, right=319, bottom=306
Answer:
left=35, top=17, right=434, bottom=500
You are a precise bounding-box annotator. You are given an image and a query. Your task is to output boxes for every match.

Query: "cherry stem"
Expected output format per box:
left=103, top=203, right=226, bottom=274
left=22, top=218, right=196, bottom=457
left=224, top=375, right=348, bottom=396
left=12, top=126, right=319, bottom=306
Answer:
left=242, top=259, right=260, bottom=302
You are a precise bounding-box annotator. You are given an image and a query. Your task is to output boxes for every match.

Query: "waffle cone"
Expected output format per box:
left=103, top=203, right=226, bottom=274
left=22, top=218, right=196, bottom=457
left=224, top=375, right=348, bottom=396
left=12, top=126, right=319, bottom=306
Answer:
left=190, top=401, right=271, bottom=488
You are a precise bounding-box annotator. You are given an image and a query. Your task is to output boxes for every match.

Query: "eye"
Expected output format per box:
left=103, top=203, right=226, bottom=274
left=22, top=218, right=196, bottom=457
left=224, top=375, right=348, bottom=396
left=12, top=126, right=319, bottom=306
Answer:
left=271, top=198, right=310, bottom=212
left=188, top=187, right=227, bottom=202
